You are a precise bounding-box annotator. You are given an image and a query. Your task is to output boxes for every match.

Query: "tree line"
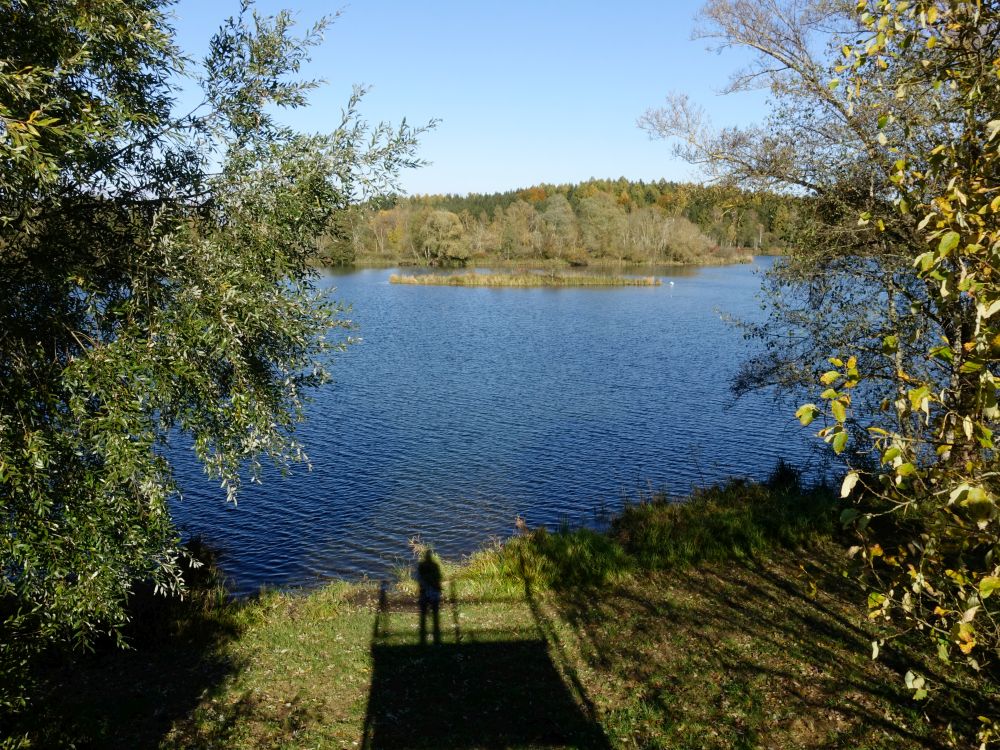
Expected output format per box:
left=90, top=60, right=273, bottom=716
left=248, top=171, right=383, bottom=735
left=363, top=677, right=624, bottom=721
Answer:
left=317, top=179, right=800, bottom=267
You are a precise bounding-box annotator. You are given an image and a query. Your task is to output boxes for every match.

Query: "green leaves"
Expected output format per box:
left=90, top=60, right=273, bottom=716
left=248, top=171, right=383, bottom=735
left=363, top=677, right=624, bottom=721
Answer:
left=690, top=0, right=1000, bottom=740
left=841, top=507, right=861, bottom=527
left=913, top=250, right=935, bottom=271
left=0, top=0, right=430, bottom=705
left=979, top=576, right=1000, bottom=599
left=907, top=385, right=930, bottom=415
left=830, top=400, right=846, bottom=423
left=830, top=6, right=1000, bottom=740
left=795, top=403, right=820, bottom=426
left=937, top=231, right=960, bottom=255
left=831, top=429, right=848, bottom=455
left=820, top=370, right=841, bottom=386
left=905, top=671, right=928, bottom=701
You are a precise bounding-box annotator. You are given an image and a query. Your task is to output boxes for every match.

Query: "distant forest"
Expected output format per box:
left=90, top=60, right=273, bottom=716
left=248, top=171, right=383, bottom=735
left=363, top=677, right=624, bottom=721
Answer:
left=318, top=178, right=800, bottom=267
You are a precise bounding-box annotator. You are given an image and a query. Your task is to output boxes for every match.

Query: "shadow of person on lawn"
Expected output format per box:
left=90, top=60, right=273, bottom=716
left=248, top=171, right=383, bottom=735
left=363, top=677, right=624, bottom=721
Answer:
left=416, top=549, right=443, bottom=646
left=361, top=571, right=611, bottom=750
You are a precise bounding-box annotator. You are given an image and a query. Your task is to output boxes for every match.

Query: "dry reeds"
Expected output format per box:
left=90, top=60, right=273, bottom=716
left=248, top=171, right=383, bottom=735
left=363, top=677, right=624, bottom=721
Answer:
left=389, top=272, right=661, bottom=288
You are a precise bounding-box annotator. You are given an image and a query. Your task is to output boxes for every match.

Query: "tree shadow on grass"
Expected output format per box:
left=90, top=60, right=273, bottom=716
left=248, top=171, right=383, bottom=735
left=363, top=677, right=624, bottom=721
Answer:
left=531, top=536, right=999, bottom=749
left=8, top=577, right=249, bottom=749
left=361, top=581, right=611, bottom=750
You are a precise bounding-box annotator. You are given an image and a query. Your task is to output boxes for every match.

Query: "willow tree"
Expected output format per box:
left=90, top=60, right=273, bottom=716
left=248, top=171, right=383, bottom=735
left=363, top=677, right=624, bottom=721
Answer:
left=0, top=0, right=428, bottom=711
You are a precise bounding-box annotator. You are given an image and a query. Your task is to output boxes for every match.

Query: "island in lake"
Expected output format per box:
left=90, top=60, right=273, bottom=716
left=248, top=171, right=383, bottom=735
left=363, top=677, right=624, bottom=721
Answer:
left=389, top=272, right=662, bottom=287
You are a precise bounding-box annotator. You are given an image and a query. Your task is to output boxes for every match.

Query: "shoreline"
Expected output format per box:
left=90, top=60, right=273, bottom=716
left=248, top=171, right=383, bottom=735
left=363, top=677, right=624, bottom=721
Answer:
left=16, top=474, right=988, bottom=749
left=312, top=253, right=757, bottom=271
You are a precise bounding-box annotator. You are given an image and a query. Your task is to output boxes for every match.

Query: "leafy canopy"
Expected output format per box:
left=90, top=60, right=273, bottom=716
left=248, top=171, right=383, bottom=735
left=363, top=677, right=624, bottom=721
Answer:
left=0, top=0, right=429, bottom=709
left=818, top=0, right=1000, bottom=720
left=646, top=0, right=1000, bottom=741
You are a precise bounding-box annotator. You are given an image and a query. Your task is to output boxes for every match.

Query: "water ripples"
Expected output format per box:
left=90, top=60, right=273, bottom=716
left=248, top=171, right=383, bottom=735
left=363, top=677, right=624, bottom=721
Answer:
left=170, top=259, right=826, bottom=595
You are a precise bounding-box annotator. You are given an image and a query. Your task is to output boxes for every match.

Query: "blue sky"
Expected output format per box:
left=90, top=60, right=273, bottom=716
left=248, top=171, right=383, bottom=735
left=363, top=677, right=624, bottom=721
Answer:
left=170, top=1, right=771, bottom=196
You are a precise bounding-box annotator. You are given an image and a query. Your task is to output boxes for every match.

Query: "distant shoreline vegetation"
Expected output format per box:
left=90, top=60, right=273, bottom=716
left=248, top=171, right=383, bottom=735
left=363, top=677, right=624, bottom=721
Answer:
left=345, top=253, right=755, bottom=270
left=389, top=272, right=663, bottom=288
left=315, top=177, right=793, bottom=268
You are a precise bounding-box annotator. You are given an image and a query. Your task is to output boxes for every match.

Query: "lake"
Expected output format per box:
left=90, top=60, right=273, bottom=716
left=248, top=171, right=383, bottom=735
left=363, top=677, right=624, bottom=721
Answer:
left=170, top=258, right=828, bottom=595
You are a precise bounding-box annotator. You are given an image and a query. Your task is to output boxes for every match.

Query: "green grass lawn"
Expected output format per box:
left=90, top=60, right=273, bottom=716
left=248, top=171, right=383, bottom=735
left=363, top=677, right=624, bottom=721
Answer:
left=10, top=479, right=996, bottom=749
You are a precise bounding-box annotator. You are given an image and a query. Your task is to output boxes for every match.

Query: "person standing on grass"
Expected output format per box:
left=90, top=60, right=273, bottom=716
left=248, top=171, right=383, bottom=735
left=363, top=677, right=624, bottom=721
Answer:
left=417, top=550, right=443, bottom=645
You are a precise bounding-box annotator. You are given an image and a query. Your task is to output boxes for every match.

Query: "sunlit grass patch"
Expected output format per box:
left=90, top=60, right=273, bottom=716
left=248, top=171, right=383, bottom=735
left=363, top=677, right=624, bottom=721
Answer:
left=611, top=473, right=836, bottom=570
left=492, top=463, right=837, bottom=591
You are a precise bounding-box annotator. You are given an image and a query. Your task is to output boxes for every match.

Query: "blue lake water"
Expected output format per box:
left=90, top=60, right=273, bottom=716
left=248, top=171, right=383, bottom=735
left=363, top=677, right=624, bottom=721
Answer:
left=170, top=258, right=829, bottom=595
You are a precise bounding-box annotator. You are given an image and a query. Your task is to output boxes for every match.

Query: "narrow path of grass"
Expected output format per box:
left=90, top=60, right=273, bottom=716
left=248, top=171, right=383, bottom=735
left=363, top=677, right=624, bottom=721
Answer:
left=11, top=479, right=995, bottom=748
left=389, top=272, right=662, bottom=287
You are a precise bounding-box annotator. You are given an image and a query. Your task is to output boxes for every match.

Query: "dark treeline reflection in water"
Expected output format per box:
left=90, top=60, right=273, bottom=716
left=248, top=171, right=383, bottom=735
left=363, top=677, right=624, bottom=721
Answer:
left=169, top=258, right=828, bottom=595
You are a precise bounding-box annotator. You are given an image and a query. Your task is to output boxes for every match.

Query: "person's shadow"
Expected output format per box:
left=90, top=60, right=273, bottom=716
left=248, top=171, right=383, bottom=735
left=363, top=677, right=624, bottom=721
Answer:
left=360, top=567, right=611, bottom=749
left=416, top=550, right=442, bottom=646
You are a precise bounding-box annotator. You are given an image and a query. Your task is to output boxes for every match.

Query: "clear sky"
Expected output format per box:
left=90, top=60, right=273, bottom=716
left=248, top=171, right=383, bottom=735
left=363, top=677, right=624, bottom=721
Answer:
left=169, top=1, right=771, bottom=196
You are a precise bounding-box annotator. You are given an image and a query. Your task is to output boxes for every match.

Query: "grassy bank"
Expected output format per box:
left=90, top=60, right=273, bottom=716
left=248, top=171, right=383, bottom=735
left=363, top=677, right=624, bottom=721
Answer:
left=8, top=473, right=995, bottom=749
left=389, top=272, right=662, bottom=288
